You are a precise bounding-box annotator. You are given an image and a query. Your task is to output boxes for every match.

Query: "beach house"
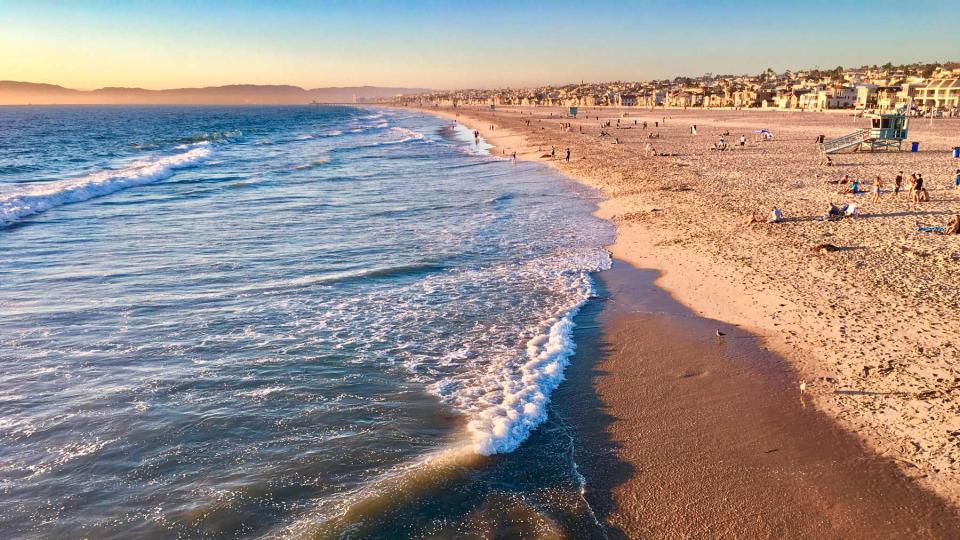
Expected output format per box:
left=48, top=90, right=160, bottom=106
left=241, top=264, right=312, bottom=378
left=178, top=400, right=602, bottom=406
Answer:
left=914, top=78, right=960, bottom=112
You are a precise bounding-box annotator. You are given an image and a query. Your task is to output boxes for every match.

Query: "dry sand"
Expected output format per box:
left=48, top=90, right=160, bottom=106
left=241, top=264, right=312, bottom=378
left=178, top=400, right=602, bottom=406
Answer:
left=402, top=103, right=960, bottom=529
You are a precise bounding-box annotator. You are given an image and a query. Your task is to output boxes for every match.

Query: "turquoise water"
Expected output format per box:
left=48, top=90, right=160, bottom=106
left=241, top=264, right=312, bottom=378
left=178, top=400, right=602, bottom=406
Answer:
left=0, top=106, right=613, bottom=537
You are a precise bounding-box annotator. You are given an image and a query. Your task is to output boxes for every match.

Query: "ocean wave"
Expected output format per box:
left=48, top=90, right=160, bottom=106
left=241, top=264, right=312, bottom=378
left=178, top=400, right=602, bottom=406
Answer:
left=351, top=127, right=427, bottom=149
left=291, top=157, right=331, bottom=171
left=0, top=143, right=213, bottom=227
left=432, top=250, right=612, bottom=456
left=174, top=130, right=241, bottom=148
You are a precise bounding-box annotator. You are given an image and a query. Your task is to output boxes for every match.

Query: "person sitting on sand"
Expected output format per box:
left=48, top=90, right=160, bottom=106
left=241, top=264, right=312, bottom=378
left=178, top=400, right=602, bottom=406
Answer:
left=841, top=177, right=859, bottom=194
left=767, top=208, right=783, bottom=223
left=871, top=175, right=882, bottom=202
left=745, top=211, right=761, bottom=226
left=944, top=215, right=960, bottom=235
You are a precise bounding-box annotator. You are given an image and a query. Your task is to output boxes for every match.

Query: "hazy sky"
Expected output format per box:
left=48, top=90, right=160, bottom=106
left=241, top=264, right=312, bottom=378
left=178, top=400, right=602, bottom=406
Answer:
left=2, top=0, right=957, bottom=90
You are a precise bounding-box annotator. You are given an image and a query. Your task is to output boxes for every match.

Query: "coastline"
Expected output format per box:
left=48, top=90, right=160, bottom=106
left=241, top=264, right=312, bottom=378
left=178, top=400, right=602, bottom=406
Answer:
left=399, top=104, right=960, bottom=531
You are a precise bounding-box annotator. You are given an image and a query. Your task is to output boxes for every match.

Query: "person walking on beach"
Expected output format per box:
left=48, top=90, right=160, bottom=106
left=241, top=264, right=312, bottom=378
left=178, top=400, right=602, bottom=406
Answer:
left=740, top=134, right=746, bottom=147
left=565, top=148, right=571, bottom=162
left=871, top=175, right=883, bottom=202
left=551, top=146, right=556, bottom=159
left=894, top=171, right=903, bottom=195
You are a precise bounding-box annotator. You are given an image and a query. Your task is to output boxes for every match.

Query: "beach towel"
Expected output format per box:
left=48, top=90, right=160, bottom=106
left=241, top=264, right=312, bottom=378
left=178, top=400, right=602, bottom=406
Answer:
left=918, top=226, right=946, bottom=233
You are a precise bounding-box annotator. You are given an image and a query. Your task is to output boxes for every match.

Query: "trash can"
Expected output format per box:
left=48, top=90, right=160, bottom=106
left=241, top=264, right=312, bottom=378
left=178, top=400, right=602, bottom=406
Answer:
left=911, top=141, right=920, bottom=152
left=953, top=147, right=960, bottom=158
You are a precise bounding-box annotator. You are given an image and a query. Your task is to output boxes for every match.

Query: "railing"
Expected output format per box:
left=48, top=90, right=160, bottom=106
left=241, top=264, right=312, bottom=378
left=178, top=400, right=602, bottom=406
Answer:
left=819, top=129, right=868, bottom=154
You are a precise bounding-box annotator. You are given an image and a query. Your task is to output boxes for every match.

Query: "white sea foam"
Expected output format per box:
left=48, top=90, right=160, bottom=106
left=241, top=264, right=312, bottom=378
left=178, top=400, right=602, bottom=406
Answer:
left=238, top=385, right=287, bottom=399
left=0, top=143, right=213, bottom=227
left=452, top=123, right=494, bottom=156
left=431, top=249, right=611, bottom=455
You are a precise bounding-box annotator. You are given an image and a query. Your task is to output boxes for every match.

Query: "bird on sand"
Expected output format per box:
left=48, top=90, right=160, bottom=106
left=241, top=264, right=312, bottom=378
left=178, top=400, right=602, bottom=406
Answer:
left=715, top=330, right=726, bottom=337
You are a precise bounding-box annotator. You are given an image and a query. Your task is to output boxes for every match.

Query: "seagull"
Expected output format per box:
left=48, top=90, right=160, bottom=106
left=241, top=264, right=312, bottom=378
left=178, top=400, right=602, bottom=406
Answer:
left=715, top=330, right=726, bottom=337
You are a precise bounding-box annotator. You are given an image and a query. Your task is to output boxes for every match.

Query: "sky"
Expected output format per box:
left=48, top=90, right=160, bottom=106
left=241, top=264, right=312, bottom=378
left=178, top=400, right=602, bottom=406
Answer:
left=1, top=0, right=957, bottom=90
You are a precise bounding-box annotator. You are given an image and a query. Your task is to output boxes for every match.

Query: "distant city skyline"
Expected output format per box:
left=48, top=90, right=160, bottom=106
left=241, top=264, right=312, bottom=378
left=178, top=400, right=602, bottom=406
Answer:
left=2, top=0, right=957, bottom=90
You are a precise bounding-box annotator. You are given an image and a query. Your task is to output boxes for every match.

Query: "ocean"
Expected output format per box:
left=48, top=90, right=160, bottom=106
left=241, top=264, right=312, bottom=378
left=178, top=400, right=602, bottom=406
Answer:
left=0, top=105, right=613, bottom=538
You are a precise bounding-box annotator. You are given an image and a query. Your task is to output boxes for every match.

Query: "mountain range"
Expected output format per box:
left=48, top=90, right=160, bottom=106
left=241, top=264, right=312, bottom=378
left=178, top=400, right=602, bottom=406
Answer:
left=0, top=81, right=430, bottom=105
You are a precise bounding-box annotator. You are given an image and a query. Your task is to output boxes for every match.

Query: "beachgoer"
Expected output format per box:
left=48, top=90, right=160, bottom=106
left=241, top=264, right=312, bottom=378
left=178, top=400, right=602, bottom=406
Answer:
left=894, top=171, right=903, bottom=195
left=767, top=208, right=783, bottom=223
left=914, top=173, right=926, bottom=203
left=551, top=146, right=556, bottom=158
left=944, top=214, right=960, bottom=235
left=842, top=177, right=859, bottom=194
left=955, top=168, right=960, bottom=192
left=565, top=148, right=570, bottom=162
left=746, top=211, right=761, bottom=225
left=826, top=203, right=843, bottom=220
left=739, top=135, right=746, bottom=147
left=871, top=175, right=882, bottom=202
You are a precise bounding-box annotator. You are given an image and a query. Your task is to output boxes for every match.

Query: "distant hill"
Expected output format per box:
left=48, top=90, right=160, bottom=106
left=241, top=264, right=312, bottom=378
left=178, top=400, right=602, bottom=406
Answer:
left=0, top=81, right=430, bottom=105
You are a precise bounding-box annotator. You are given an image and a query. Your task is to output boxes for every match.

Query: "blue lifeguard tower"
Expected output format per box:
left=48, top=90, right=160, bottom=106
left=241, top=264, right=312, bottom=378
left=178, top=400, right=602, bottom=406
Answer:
left=819, top=113, right=909, bottom=154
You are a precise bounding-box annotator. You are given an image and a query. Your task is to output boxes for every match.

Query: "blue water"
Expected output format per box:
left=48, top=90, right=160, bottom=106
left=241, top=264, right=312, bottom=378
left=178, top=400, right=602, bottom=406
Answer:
left=0, top=106, right=613, bottom=537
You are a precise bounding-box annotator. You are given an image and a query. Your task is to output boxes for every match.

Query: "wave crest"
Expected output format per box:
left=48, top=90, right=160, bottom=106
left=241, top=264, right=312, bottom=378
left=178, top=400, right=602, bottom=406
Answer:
left=0, top=143, right=213, bottom=227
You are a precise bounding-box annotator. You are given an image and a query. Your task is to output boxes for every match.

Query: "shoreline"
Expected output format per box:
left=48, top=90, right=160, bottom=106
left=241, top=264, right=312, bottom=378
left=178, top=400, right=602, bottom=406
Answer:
left=396, top=104, right=960, bottom=530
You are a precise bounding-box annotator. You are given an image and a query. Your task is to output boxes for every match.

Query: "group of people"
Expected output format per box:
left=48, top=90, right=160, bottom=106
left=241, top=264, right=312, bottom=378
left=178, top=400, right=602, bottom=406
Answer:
left=835, top=171, right=936, bottom=204
left=549, top=146, right=572, bottom=162
left=749, top=166, right=959, bottom=231
left=712, top=134, right=747, bottom=151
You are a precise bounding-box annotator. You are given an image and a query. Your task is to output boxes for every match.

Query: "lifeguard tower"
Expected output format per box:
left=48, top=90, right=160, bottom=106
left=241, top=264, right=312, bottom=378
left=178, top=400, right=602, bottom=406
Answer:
left=818, top=113, right=909, bottom=154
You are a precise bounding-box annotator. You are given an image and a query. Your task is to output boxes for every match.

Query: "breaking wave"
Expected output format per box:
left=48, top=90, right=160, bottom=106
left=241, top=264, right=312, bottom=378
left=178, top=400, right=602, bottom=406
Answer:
left=432, top=250, right=611, bottom=455
left=0, top=143, right=213, bottom=227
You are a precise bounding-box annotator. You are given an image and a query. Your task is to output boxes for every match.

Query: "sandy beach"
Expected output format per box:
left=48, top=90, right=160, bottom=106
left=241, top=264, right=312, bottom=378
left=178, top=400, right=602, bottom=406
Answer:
left=404, top=103, right=960, bottom=533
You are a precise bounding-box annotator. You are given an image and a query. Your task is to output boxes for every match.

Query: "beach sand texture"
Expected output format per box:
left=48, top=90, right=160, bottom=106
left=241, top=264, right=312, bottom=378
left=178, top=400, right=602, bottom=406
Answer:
left=408, top=104, right=960, bottom=530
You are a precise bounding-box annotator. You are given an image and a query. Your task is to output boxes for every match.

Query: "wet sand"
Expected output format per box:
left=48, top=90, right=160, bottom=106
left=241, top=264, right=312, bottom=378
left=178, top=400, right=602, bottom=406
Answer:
left=568, top=259, right=960, bottom=538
